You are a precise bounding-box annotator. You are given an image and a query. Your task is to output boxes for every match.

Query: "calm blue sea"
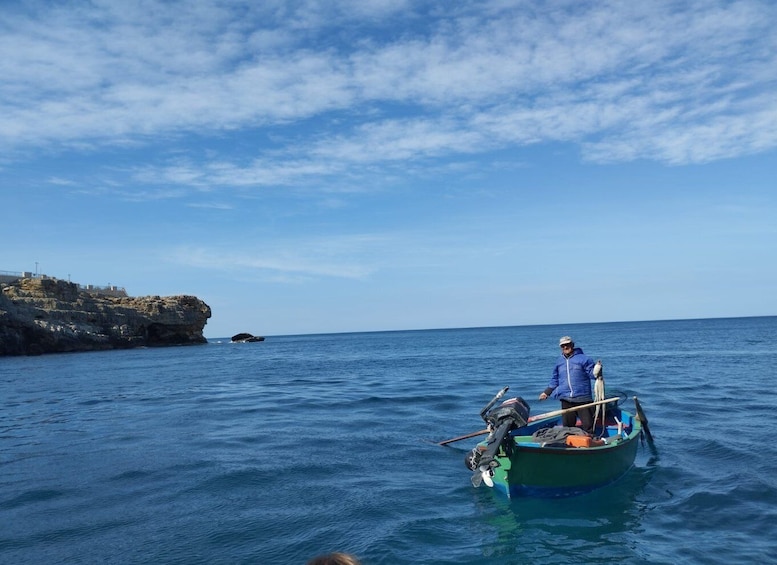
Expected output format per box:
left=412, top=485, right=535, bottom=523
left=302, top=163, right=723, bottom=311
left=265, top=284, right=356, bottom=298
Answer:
left=2, top=317, right=776, bottom=564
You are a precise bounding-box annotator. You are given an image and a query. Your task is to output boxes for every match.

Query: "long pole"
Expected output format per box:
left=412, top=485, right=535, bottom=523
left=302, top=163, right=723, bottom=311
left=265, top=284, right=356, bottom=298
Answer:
left=527, top=396, right=621, bottom=422
left=438, top=428, right=491, bottom=446
left=438, top=396, right=621, bottom=446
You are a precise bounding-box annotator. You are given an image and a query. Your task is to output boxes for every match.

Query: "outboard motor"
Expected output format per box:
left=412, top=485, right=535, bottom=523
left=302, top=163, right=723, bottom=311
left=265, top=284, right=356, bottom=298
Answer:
left=477, top=397, right=530, bottom=469
left=485, top=398, right=530, bottom=430
left=466, top=391, right=530, bottom=484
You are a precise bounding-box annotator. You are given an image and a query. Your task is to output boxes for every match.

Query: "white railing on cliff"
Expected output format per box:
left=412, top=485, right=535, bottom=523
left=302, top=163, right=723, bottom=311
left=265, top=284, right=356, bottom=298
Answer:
left=78, top=284, right=128, bottom=297
left=0, top=270, right=128, bottom=297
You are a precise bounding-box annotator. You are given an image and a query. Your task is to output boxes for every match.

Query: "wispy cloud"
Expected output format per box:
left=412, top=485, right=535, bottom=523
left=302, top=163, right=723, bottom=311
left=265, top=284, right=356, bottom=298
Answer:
left=186, top=202, right=234, bottom=210
left=47, top=176, right=78, bottom=186
left=1, top=0, right=775, bottom=191
left=169, top=233, right=392, bottom=280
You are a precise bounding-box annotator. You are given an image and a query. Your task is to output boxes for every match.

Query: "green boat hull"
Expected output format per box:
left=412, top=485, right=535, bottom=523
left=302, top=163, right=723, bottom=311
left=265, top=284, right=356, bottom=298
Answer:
left=484, top=407, right=642, bottom=498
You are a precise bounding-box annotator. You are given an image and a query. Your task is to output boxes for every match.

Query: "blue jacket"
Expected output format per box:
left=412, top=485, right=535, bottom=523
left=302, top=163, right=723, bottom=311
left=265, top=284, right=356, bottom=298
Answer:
left=546, top=348, right=596, bottom=402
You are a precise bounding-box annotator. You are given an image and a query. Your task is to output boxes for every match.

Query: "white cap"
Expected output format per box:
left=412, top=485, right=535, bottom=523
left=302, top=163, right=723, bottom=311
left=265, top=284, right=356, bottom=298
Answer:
left=559, top=336, right=573, bottom=346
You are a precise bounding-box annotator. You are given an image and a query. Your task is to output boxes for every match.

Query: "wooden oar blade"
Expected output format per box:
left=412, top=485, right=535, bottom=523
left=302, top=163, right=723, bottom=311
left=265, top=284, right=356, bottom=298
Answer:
left=634, top=396, right=654, bottom=444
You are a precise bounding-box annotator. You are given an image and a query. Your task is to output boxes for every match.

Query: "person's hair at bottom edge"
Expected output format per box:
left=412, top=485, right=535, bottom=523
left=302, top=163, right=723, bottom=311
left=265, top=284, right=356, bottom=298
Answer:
left=306, top=552, right=362, bottom=565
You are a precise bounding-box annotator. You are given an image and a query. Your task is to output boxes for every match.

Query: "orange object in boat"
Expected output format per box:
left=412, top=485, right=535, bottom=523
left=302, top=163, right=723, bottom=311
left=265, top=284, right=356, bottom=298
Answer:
left=565, top=435, right=604, bottom=448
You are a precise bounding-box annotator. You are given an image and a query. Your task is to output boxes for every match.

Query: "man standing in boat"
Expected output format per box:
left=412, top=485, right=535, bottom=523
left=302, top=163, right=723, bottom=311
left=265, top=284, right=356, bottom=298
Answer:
left=539, top=336, right=601, bottom=433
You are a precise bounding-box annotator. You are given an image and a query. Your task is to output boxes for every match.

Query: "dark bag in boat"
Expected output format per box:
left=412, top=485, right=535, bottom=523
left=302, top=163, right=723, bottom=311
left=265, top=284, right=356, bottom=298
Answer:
left=485, top=397, right=530, bottom=429
left=532, top=426, right=587, bottom=446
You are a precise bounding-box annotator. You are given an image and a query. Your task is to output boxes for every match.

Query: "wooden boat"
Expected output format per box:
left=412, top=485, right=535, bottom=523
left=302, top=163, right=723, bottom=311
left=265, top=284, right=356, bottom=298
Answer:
left=462, top=389, right=651, bottom=498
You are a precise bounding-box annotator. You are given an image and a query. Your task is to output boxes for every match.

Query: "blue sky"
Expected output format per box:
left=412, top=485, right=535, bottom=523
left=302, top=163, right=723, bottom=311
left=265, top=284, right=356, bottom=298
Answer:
left=2, top=0, right=775, bottom=338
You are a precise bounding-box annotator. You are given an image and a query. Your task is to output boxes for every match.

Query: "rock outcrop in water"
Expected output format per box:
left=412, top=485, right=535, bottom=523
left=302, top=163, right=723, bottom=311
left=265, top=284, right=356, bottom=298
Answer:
left=231, top=332, right=265, bottom=343
left=0, top=277, right=211, bottom=356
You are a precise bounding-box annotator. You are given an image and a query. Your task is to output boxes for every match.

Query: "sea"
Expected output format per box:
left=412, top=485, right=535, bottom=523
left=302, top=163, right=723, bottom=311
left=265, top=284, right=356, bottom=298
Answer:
left=2, top=317, right=776, bottom=564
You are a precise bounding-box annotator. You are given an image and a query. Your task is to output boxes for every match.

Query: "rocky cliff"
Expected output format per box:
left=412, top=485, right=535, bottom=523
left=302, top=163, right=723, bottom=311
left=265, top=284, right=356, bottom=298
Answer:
left=0, top=277, right=211, bottom=356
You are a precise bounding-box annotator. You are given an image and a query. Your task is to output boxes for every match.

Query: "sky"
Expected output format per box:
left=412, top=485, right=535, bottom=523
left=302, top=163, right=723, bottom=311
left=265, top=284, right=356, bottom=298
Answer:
left=1, top=0, right=776, bottom=338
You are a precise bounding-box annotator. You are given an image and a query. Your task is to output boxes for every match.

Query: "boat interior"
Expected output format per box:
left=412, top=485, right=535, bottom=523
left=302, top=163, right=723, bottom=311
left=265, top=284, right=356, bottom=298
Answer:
left=509, top=408, right=638, bottom=449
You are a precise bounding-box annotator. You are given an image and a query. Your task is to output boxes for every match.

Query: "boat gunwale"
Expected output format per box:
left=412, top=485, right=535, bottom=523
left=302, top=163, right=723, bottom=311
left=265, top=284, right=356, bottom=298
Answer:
left=506, top=407, right=642, bottom=452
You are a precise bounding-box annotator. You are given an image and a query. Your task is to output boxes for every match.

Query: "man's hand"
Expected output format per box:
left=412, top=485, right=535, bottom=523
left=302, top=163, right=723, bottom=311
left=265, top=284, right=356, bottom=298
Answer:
left=539, top=392, right=548, bottom=400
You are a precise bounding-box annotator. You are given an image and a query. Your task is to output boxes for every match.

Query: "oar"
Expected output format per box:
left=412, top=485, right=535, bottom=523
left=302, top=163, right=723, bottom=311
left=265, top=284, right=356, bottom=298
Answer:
left=527, top=396, right=621, bottom=423
left=438, top=396, right=620, bottom=446
left=633, top=396, right=654, bottom=444
left=438, top=428, right=490, bottom=446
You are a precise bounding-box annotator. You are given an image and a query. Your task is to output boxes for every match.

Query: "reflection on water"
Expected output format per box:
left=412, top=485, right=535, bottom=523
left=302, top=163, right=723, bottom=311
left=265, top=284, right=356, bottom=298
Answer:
left=474, top=461, right=658, bottom=564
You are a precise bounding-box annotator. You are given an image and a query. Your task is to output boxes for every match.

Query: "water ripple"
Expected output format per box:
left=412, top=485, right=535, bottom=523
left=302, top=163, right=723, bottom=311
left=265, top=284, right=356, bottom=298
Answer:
left=1, top=318, right=776, bottom=564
